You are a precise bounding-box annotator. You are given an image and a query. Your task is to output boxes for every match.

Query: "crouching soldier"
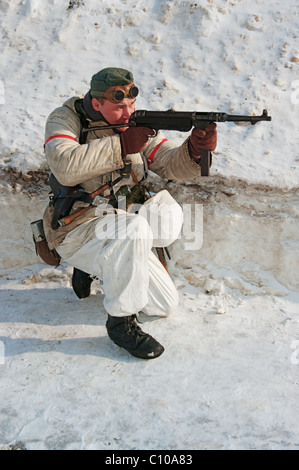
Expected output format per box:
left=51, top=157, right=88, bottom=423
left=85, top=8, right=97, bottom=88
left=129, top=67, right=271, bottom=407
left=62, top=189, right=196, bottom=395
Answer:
left=41, top=67, right=217, bottom=359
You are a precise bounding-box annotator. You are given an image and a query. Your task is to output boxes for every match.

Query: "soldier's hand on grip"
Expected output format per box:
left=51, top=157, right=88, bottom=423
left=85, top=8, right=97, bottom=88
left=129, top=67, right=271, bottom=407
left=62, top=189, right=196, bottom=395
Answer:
left=189, top=123, right=217, bottom=157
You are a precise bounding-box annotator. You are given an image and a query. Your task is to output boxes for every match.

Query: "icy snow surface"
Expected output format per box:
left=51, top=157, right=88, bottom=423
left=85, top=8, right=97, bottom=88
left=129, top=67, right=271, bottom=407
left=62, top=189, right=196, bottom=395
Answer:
left=0, top=0, right=298, bottom=450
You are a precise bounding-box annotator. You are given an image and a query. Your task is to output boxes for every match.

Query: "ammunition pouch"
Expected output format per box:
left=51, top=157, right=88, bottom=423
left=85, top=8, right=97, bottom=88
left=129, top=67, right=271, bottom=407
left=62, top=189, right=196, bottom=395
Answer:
left=49, top=173, right=148, bottom=229
left=109, top=184, right=148, bottom=210
left=34, top=239, right=61, bottom=267
left=49, top=173, right=92, bottom=230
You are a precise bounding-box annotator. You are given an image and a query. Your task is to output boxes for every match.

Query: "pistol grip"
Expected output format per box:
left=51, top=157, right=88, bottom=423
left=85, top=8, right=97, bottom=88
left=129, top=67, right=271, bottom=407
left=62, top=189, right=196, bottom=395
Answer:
left=200, top=149, right=211, bottom=177
left=195, top=122, right=212, bottom=177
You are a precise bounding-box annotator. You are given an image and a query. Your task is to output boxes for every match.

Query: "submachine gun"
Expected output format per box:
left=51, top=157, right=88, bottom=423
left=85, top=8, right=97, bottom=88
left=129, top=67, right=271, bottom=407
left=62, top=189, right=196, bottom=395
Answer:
left=83, top=109, right=272, bottom=176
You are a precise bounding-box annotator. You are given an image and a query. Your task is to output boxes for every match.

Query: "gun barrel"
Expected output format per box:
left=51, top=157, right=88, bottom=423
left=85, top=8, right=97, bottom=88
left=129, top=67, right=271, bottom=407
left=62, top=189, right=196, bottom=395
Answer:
left=192, top=109, right=271, bottom=125
left=218, top=109, right=272, bottom=125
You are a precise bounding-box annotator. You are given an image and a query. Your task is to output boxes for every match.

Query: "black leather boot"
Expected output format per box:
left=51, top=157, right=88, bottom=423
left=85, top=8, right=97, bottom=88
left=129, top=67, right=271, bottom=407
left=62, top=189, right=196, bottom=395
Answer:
left=72, top=268, right=93, bottom=299
left=106, top=314, right=164, bottom=359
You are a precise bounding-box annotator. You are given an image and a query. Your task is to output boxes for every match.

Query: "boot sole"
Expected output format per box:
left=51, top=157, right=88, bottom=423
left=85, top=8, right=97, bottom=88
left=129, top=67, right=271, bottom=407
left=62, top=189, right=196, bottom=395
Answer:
left=123, top=345, right=165, bottom=359
left=108, top=335, right=165, bottom=359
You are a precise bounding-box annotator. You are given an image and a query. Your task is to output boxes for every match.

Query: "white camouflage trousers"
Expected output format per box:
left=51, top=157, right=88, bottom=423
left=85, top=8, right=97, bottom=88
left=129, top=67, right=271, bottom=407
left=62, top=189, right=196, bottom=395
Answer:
left=56, top=190, right=183, bottom=317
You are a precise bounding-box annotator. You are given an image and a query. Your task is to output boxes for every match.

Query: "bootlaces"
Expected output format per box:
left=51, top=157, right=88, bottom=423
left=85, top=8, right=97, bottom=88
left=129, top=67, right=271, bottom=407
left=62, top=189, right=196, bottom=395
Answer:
left=126, top=314, right=146, bottom=336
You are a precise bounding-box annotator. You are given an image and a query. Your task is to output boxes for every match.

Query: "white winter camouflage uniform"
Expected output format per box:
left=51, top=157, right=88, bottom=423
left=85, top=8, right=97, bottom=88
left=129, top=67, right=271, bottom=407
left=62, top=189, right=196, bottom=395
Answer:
left=43, top=96, right=202, bottom=317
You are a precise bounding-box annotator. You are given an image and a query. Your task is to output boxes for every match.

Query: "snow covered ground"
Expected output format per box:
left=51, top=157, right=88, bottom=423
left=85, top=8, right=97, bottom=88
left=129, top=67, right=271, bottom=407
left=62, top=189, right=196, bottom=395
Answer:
left=0, top=0, right=298, bottom=450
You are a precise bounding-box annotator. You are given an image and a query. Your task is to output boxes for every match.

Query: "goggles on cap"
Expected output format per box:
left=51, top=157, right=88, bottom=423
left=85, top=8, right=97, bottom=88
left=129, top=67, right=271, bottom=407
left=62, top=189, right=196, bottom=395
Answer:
left=104, top=83, right=139, bottom=103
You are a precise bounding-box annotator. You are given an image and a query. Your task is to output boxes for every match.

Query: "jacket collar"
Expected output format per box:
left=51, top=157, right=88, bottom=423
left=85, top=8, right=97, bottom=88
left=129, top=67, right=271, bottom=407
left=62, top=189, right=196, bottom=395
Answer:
left=83, top=91, right=108, bottom=123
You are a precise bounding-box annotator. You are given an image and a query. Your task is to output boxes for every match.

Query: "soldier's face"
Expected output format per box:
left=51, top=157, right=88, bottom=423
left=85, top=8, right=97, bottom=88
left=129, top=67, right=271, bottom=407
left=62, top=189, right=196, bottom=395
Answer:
left=92, top=97, right=136, bottom=132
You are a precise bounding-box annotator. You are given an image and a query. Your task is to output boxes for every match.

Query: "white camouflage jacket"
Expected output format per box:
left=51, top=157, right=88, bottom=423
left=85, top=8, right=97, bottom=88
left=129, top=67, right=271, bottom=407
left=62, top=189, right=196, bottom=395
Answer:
left=43, top=96, right=203, bottom=249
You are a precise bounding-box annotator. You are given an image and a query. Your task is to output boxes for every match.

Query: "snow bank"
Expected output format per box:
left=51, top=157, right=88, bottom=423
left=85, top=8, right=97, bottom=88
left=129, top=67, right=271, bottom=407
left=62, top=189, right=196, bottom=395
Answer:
left=0, top=0, right=298, bottom=187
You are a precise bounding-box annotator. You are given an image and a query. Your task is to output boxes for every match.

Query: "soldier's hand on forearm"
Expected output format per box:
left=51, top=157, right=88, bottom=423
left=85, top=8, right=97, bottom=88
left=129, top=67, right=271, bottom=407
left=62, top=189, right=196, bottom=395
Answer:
left=189, top=123, right=217, bottom=158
